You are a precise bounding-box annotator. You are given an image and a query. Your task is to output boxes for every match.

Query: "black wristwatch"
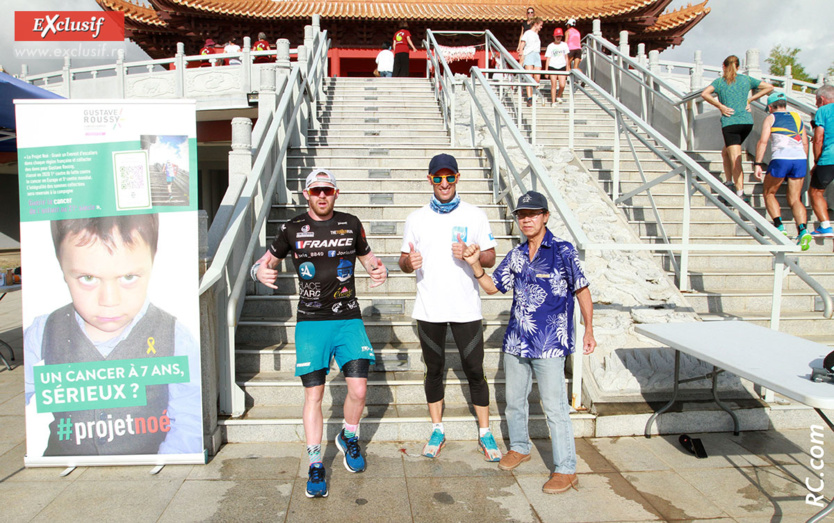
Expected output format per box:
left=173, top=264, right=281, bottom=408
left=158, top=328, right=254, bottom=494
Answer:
left=753, top=162, right=768, bottom=168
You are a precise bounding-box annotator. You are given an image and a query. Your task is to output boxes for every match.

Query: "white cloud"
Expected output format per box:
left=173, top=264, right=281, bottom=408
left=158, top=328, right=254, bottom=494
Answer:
left=661, top=0, right=834, bottom=79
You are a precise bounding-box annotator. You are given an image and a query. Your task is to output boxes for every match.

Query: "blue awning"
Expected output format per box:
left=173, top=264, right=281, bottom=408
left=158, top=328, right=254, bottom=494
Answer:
left=0, top=72, right=64, bottom=152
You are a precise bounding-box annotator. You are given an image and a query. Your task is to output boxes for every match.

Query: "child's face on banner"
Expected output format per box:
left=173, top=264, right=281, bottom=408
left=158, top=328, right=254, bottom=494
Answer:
left=59, top=232, right=154, bottom=342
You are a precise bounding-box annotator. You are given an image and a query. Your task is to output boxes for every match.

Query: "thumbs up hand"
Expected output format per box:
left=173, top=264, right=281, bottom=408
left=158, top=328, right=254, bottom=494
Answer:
left=452, top=233, right=468, bottom=260
left=462, top=243, right=481, bottom=266
left=407, top=242, right=423, bottom=271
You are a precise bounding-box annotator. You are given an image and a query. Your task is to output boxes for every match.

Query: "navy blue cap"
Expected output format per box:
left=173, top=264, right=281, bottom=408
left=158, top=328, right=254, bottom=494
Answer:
left=428, top=153, right=459, bottom=175
left=513, top=191, right=549, bottom=213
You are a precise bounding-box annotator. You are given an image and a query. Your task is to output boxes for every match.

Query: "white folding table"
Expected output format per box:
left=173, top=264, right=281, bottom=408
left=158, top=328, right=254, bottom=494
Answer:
left=636, top=321, right=834, bottom=523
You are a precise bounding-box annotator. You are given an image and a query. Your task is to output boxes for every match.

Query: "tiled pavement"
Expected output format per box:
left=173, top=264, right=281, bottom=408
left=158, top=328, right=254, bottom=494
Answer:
left=1, top=291, right=832, bottom=522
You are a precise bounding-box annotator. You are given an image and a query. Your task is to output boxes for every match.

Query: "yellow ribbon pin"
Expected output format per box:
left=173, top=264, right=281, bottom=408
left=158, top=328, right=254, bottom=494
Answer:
left=146, top=337, right=156, bottom=355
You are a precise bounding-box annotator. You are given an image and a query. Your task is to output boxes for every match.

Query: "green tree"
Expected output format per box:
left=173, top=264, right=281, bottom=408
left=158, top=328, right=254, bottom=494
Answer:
left=765, top=45, right=815, bottom=84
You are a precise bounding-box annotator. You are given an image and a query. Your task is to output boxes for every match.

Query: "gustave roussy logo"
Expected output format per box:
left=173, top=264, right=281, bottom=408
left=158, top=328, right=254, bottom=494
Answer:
left=15, top=11, right=125, bottom=42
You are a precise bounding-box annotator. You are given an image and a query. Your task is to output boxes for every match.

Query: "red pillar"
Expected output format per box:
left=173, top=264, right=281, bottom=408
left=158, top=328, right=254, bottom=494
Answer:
left=329, top=48, right=341, bottom=77
left=477, top=49, right=487, bottom=70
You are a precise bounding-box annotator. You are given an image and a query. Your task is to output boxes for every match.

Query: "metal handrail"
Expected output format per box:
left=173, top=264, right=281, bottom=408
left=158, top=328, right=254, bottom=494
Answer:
left=198, top=28, right=329, bottom=416
left=571, top=66, right=833, bottom=320
left=583, top=34, right=686, bottom=99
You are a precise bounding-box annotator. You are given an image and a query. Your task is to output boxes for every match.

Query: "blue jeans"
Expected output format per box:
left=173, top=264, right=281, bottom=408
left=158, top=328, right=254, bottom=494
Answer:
left=503, top=353, right=576, bottom=474
left=379, top=71, right=392, bottom=77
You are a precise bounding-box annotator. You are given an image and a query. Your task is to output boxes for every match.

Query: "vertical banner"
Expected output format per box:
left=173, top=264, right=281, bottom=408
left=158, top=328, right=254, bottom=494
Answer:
left=15, top=100, right=204, bottom=466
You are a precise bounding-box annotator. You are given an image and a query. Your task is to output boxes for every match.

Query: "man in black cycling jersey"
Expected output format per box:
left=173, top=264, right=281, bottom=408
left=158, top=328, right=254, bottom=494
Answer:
left=252, top=168, right=387, bottom=498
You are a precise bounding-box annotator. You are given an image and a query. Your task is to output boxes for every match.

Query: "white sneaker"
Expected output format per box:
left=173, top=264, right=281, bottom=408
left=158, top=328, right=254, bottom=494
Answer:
left=551, top=102, right=558, bottom=107
left=557, top=97, right=565, bottom=104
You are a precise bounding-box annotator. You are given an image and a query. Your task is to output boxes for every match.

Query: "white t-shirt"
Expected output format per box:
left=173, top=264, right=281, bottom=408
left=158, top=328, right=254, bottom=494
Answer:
left=401, top=201, right=497, bottom=322
left=224, top=43, right=241, bottom=65
left=545, top=42, right=570, bottom=69
left=521, top=30, right=541, bottom=57
left=376, top=50, right=394, bottom=73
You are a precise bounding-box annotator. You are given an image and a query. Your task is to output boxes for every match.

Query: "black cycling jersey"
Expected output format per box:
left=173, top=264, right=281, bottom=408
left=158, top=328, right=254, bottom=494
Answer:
left=269, top=211, right=371, bottom=321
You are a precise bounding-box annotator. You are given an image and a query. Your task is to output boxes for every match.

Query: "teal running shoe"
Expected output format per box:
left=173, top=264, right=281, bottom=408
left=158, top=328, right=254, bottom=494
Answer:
left=305, top=463, right=328, bottom=498
left=422, top=429, right=446, bottom=458
left=335, top=429, right=366, bottom=473
left=798, top=230, right=813, bottom=251
left=478, top=431, right=502, bottom=462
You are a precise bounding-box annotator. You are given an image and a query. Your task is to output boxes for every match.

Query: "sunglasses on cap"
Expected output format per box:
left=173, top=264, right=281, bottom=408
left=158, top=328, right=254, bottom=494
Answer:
left=527, top=10, right=535, bottom=14
left=431, top=174, right=458, bottom=184
left=307, top=186, right=336, bottom=196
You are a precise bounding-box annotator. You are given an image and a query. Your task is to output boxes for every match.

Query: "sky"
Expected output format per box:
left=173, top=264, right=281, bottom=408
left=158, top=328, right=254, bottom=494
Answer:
left=1, top=0, right=832, bottom=79
left=661, top=0, right=833, bottom=79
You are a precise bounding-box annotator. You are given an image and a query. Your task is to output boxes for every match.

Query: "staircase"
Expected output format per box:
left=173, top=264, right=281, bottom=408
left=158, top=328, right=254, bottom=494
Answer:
left=520, top=87, right=834, bottom=346
left=222, top=77, right=594, bottom=443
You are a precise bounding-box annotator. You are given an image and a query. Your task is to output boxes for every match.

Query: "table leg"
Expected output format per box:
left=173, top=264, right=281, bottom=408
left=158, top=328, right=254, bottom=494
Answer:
left=711, top=365, right=739, bottom=436
left=645, top=350, right=681, bottom=438
left=0, top=339, right=12, bottom=371
left=0, top=293, right=12, bottom=371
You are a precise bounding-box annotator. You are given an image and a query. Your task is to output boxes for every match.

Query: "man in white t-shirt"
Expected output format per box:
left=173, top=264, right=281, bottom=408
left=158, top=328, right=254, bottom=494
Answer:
left=399, top=153, right=502, bottom=462
left=375, top=42, right=394, bottom=77
left=545, top=27, right=571, bottom=106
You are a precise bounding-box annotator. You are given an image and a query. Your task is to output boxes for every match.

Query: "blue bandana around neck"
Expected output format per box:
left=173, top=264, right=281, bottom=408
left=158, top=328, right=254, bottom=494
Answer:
left=430, top=194, right=461, bottom=214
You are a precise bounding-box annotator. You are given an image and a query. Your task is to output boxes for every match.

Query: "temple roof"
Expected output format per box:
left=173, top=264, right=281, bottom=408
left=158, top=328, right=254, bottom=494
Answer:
left=145, top=0, right=669, bottom=22
left=96, top=0, right=709, bottom=58
left=646, top=1, right=710, bottom=33
left=98, top=0, right=166, bottom=28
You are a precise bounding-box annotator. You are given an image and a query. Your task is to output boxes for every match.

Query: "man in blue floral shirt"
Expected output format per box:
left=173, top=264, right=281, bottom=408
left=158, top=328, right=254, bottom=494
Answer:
left=464, top=190, right=595, bottom=494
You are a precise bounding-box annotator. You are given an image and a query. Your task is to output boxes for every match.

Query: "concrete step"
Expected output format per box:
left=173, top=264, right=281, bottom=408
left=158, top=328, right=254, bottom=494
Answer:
left=240, top=293, right=513, bottom=319
left=247, top=270, right=513, bottom=296
left=283, top=166, right=489, bottom=177
left=268, top=203, right=507, bottom=221
left=680, top=270, right=834, bottom=292
left=287, top=146, right=482, bottom=158
left=236, top=314, right=511, bottom=345
left=307, top=137, right=453, bottom=146
left=235, top=341, right=508, bottom=374
left=653, top=252, right=834, bottom=272
left=315, top=121, right=446, bottom=131
left=319, top=115, right=443, bottom=125
left=285, top=156, right=489, bottom=169
left=238, top=368, right=565, bottom=407
left=266, top=216, right=513, bottom=237
left=277, top=189, right=495, bottom=206
left=682, top=289, right=824, bottom=315
left=284, top=177, right=494, bottom=192
left=307, top=129, right=449, bottom=138
left=220, top=404, right=596, bottom=442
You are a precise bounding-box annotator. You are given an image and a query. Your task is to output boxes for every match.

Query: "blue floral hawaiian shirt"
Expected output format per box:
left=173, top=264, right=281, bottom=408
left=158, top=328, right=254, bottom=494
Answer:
left=492, top=228, right=589, bottom=359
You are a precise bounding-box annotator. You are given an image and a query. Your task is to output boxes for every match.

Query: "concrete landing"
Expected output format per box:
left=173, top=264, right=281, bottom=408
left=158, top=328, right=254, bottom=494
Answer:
left=2, top=291, right=833, bottom=521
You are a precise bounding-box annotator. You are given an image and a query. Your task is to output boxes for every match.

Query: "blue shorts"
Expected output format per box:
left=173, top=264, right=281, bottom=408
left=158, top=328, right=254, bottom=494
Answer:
left=294, top=318, right=375, bottom=376
left=523, top=52, right=541, bottom=68
left=767, top=158, right=807, bottom=179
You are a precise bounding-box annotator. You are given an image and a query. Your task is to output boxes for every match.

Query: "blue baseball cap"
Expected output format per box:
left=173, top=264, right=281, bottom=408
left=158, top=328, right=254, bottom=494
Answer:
left=767, top=91, right=787, bottom=107
left=513, top=191, right=549, bottom=213
left=428, top=153, right=459, bottom=175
